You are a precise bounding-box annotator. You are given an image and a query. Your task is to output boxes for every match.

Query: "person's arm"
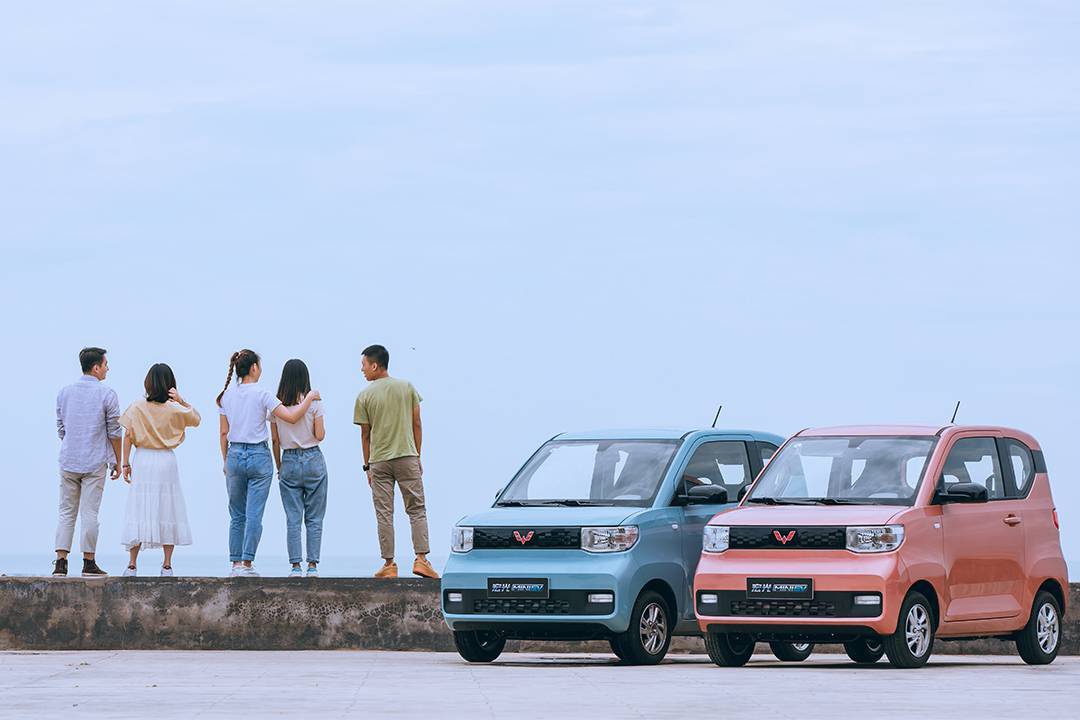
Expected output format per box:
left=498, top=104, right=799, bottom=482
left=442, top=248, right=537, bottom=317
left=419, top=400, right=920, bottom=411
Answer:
left=170, top=388, right=200, bottom=427
left=361, top=423, right=372, bottom=486
left=412, top=404, right=423, bottom=474
left=219, top=414, right=230, bottom=474
left=56, top=392, right=65, bottom=440
left=313, top=415, right=325, bottom=443
left=121, top=433, right=134, bottom=484
left=271, top=390, right=321, bottom=424
left=105, top=390, right=122, bottom=479
left=271, top=422, right=282, bottom=471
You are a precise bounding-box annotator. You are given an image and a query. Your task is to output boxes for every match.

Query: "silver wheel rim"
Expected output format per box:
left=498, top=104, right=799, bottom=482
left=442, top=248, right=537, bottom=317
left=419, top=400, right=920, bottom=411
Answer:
left=1037, top=603, right=1059, bottom=654
left=905, top=604, right=931, bottom=658
left=639, top=602, right=667, bottom=655
left=791, top=643, right=811, bottom=653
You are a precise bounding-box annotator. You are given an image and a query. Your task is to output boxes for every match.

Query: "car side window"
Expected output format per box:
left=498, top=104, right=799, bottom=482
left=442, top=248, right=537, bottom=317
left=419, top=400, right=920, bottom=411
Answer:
left=680, top=441, right=751, bottom=497
left=1004, top=439, right=1035, bottom=498
left=758, top=443, right=779, bottom=468
left=941, top=437, right=1004, bottom=500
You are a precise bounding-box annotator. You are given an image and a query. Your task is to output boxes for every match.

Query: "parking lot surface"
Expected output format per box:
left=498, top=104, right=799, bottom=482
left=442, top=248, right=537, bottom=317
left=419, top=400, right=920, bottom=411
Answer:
left=0, top=651, right=1076, bottom=719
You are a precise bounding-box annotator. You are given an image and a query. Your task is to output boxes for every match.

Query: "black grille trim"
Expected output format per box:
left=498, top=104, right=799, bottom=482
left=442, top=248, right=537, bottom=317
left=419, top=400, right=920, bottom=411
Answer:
left=472, top=527, right=581, bottom=549
left=445, top=589, right=612, bottom=616
left=698, top=591, right=881, bottom=618
left=728, top=526, right=846, bottom=550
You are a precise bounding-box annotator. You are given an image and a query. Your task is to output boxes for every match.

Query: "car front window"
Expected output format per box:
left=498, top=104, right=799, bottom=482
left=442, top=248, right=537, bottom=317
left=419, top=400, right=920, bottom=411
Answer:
left=498, top=439, right=679, bottom=507
left=746, top=436, right=935, bottom=506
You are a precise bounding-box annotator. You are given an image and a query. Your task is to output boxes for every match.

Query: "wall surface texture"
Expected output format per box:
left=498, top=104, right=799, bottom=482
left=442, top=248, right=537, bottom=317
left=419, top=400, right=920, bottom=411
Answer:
left=0, top=577, right=1075, bottom=655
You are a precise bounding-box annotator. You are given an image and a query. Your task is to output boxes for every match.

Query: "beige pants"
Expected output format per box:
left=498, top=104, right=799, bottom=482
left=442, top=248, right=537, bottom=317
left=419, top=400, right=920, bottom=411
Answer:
left=370, top=456, right=429, bottom=559
left=55, top=464, right=107, bottom=554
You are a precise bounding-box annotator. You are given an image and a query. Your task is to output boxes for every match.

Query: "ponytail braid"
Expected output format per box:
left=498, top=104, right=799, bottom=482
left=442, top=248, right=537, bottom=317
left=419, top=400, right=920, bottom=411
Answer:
left=216, top=351, right=239, bottom=407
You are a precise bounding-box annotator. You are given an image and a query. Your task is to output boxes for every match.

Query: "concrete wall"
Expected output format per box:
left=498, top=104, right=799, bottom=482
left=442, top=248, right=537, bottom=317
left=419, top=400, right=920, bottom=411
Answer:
left=0, top=577, right=1075, bottom=655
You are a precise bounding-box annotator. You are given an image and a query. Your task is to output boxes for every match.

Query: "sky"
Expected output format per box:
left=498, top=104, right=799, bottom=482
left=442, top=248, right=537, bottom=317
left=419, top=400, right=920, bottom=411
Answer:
left=1, top=2, right=1077, bottom=575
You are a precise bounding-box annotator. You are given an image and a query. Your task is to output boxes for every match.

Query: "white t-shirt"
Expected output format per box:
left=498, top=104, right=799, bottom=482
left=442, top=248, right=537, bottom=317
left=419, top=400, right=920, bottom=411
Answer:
left=218, top=382, right=282, bottom=444
left=271, top=398, right=323, bottom=450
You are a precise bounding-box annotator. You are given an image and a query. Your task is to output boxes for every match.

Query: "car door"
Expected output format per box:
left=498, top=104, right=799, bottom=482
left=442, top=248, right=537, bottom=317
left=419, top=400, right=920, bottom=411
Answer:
left=938, top=434, right=1027, bottom=622
left=673, top=439, right=753, bottom=617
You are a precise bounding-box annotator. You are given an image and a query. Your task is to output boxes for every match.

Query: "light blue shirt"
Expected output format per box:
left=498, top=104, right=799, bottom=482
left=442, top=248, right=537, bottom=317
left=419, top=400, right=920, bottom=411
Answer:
left=56, top=375, right=121, bottom=473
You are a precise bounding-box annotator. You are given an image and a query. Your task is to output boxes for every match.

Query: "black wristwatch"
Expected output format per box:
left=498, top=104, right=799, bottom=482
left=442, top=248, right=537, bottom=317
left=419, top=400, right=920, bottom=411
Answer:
left=363, top=464, right=370, bottom=472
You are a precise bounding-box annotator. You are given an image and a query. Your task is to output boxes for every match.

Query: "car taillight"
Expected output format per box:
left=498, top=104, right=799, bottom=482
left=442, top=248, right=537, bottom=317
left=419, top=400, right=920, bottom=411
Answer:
left=1052, top=508, right=1059, bottom=530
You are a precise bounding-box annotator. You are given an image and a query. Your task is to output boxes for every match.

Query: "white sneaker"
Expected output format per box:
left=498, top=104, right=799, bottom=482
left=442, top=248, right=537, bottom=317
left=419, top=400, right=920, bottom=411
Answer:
left=306, top=566, right=319, bottom=578
left=160, top=566, right=174, bottom=577
left=231, top=565, right=259, bottom=578
left=122, top=566, right=137, bottom=577
left=288, top=566, right=303, bottom=579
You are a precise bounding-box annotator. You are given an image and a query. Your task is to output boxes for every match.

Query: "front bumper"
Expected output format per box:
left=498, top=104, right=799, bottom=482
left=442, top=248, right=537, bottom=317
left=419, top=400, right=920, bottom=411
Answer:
left=441, top=549, right=635, bottom=634
left=694, top=550, right=907, bottom=637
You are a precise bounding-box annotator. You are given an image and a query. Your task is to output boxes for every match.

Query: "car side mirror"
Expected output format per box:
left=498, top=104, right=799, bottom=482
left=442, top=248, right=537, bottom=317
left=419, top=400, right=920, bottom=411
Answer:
left=686, top=485, right=729, bottom=505
left=936, top=481, right=988, bottom=504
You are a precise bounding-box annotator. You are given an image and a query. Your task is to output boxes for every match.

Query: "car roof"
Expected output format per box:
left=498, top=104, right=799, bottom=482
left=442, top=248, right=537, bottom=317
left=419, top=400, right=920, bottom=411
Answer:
left=556, top=428, right=785, bottom=444
left=798, top=425, right=1041, bottom=448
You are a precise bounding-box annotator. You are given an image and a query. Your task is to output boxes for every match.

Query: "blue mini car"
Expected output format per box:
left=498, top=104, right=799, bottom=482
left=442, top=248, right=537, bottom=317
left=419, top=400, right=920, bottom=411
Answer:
left=442, top=427, right=786, bottom=664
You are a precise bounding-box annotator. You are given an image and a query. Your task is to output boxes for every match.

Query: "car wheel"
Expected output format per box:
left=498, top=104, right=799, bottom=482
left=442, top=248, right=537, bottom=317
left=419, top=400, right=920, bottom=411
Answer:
left=1016, top=591, right=1062, bottom=665
left=453, top=630, right=506, bottom=663
left=704, top=631, right=755, bottom=667
left=611, top=591, right=672, bottom=665
left=882, top=591, right=935, bottom=668
left=843, top=637, right=885, bottom=664
left=769, top=641, right=814, bottom=662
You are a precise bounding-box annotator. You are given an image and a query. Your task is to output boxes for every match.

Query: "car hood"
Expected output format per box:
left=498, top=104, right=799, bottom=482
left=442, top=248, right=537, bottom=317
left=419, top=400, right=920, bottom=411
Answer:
left=458, top=505, right=642, bottom=527
left=708, top=504, right=905, bottom=527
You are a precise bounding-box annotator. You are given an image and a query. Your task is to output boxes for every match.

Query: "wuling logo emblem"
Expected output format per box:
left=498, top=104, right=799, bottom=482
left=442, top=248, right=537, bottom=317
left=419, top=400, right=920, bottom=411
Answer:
left=773, top=530, right=796, bottom=545
left=513, top=530, right=535, bottom=545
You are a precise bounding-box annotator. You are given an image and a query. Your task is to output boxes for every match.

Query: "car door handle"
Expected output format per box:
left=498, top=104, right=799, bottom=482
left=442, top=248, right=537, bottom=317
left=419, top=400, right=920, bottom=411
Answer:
left=1003, top=515, right=1022, bottom=526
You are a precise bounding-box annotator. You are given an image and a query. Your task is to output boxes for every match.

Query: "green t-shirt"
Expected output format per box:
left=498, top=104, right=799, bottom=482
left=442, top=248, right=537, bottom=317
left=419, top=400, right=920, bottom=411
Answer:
left=353, top=377, right=423, bottom=463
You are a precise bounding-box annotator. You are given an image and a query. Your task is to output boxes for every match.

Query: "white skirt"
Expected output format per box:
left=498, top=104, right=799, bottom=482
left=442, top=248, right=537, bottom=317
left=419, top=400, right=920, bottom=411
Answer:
left=121, top=448, right=193, bottom=549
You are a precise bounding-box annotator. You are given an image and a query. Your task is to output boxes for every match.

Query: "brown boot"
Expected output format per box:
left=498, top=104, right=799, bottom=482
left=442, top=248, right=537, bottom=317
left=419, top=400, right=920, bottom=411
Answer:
left=374, top=561, right=398, bottom=578
left=413, top=556, right=439, bottom=579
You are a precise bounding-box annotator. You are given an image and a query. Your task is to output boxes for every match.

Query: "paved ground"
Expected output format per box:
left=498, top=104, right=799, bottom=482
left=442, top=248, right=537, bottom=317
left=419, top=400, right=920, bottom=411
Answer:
left=0, top=651, right=1077, bottom=719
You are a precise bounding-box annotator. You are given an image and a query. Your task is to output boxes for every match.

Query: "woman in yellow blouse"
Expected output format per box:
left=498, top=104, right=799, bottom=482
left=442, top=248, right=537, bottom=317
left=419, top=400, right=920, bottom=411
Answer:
left=119, top=363, right=200, bottom=576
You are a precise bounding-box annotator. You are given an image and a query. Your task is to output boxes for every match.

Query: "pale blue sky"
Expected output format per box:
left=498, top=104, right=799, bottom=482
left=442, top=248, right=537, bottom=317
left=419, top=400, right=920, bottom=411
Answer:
left=1, top=2, right=1077, bottom=573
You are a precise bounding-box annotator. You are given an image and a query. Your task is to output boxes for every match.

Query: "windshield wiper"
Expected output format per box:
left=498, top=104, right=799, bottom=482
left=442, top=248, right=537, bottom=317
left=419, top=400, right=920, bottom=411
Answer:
left=538, top=499, right=615, bottom=507
left=745, top=497, right=819, bottom=505
left=494, top=500, right=540, bottom=507
left=812, top=497, right=872, bottom=505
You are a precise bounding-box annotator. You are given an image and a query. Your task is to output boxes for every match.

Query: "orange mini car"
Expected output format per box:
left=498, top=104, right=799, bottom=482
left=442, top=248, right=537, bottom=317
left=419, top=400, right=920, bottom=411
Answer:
left=694, top=425, right=1068, bottom=668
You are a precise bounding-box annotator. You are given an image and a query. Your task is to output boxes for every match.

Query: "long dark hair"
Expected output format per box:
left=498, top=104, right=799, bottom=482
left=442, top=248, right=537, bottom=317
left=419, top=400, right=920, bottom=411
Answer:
left=144, top=363, right=177, bottom=404
left=216, top=349, right=260, bottom=407
left=276, top=358, right=312, bottom=407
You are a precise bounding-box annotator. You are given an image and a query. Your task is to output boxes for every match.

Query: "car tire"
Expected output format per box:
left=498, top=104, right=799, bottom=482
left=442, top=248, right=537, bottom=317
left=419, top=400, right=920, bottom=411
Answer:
left=1016, top=591, right=1062, bottom=665
left=704, top=631, right=756, bottom=667
left=769, top=641, right=814, bottom=662
left=882, top=591, right=935, bottom=668
left=453, top=630, right=506, bottom=663
left=612, top=591, right=673, bottom=665
left=843, top=637, right=885, bottom=664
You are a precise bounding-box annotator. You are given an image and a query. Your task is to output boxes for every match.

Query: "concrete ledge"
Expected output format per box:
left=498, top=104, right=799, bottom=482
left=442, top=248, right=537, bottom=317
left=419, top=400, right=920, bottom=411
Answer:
left=0, top=577, right=1075, bottom=654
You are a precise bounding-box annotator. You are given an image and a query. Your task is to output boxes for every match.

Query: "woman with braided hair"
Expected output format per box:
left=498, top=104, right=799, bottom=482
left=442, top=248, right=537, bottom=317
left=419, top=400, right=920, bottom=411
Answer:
left=217, top=349, right=320, bottom=577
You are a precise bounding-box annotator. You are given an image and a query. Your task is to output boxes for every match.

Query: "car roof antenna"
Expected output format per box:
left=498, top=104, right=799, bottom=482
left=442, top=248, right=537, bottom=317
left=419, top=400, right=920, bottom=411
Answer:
left=711, top=404, right=723, bottom=428
left=949, top=401, right=961, bottom=424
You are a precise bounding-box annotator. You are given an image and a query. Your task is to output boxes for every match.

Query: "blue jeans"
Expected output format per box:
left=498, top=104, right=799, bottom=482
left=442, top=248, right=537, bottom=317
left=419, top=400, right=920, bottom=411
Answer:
left=226, top=442, right=274, bottom=562
left=278, top=446, right=328, bottom=564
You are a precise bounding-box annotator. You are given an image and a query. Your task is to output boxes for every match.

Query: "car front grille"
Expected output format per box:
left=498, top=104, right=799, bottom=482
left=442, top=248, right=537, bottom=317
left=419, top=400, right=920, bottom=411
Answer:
left=730, top=599, right=838, bottom=617
left=729, top=526, right=846, bottom=550
left=472, top=527, right=580, bottom=549
left=472, top=598, right=573, bottom=615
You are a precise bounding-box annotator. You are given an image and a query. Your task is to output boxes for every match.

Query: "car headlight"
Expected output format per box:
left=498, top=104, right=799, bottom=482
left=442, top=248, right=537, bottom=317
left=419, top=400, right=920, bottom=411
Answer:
left=581, top=526, right=639, bottom=553
left=846, top=525, right=904, bottom=553
left=703, top=525, right=730, bottom=553
left=451, top=526, right=474, bottom=553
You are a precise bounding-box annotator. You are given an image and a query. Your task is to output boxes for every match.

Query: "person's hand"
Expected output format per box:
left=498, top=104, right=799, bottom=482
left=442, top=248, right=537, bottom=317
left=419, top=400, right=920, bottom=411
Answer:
left=122, top=465, right=132, bottom=484
left=168, top=388, right=188, bottom=406
left=366, top=470, right=372, bottom=488
left=109, top=464, right=121, bottom=480
left=223, top=464, right=227, bottom=476
left=308, top=390, right=321, bottom=402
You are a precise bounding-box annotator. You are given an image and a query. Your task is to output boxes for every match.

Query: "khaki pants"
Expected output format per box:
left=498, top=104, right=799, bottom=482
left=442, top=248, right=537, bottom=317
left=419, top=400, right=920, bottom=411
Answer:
left=370, top=456, right=429, bottom=559
left=55, top=464, right=107, bottom=554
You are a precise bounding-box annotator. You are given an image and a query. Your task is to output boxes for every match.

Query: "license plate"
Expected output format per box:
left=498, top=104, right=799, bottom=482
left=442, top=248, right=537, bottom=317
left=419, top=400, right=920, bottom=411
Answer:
left=487, top=578, right=549, bottom=599
left=747, top=577, right=813, bottom=599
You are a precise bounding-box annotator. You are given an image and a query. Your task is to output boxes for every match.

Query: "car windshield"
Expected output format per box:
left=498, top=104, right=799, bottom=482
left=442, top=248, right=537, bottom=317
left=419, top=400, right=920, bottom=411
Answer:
left=746, top=436, right=935, bottom=506
left=497, top=439, right=679, bottom=507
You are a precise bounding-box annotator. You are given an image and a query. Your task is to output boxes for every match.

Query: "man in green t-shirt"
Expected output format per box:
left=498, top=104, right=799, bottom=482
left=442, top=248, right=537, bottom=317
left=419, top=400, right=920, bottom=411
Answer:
left=353, top=344, right=438, bottom=579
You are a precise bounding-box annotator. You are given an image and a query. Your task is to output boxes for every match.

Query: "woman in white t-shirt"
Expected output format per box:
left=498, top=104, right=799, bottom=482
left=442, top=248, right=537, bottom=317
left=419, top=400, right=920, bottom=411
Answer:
left=216, top=349, right=319, bottom=577
left=271, top=359, right=327, bottom=578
